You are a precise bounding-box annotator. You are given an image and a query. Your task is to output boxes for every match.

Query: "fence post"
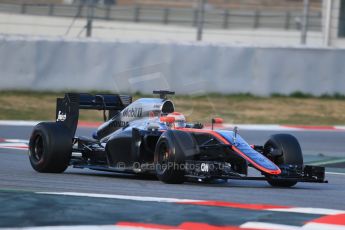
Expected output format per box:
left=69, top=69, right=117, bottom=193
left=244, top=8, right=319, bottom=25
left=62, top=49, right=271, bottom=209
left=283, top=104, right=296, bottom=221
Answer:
left=301, top=0, right=310, bottom=44
left=163, top=8, right=170, bottom=24
left=254, top=10, right=260, bottom=28
left=86, top=0, right=94, bottom=37
left=49, top=4, right=54, bottom=16
left=223, top=9, right=229, bottom=29
left=134, top=5, right=141, bottom=22
left=21, top=3, right=27, bottom=14
left=105, top=5, right=111, bottom=20
left=193, top=9, right=198, bottom=27
left=323, top=0, right=332, bottom=46
left=285, top=11, right=291, bottom=30
left=196, top=0, right=206, bottom=41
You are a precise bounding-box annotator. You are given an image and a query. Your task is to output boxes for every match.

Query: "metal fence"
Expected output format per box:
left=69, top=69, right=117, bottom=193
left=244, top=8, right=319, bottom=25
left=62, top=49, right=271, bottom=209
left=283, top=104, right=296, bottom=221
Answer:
left=0, top=2, right=322, bottom=29
left=0, top=0, right=322, bottom=44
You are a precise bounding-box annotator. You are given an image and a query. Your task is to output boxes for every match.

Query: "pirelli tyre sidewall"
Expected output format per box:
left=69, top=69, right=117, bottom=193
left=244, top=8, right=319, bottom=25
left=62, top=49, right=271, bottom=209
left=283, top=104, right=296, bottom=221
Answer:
left=154, top=130, right=197, bottom=184
left=28, top=122, right=72, bottom=173
left=264, top=134, right=303, bottom=187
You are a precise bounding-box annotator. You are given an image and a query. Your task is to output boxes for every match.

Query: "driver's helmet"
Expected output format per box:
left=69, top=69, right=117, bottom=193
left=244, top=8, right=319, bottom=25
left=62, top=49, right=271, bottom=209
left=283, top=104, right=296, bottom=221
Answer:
left=167, top=112, right=186, bottom=128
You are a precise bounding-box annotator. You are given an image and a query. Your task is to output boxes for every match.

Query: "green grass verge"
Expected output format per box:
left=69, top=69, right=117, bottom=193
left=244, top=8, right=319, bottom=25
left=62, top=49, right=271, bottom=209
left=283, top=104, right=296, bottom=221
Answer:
left=0, top=91, right=345, bottom=125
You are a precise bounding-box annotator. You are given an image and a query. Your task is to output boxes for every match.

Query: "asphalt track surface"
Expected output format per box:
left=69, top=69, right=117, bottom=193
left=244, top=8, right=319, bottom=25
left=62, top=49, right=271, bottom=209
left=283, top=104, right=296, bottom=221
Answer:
left=0, top=124, right=345, bottom=229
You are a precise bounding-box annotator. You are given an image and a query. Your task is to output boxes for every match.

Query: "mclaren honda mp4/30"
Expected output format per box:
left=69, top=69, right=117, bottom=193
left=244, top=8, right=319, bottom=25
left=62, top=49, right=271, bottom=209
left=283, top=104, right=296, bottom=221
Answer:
left=28, top=90, right=326, bottom=187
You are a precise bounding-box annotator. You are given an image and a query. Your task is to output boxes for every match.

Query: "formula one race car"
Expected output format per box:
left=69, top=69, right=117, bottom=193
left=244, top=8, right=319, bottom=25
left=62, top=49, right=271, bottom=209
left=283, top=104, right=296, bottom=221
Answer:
left=28, top=90, right=326, bottom=187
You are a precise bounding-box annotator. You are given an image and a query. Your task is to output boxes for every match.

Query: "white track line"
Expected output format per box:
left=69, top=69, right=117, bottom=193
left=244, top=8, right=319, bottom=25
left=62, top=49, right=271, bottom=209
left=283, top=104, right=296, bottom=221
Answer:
left=335, top=126, right=345, bottom=130
left=36, top=192, right=201, bottom=203
left=326, top=172, right=345, bottom=176
left=3, top=139, right=29, bottom=144
left=0, top=147, right=28, bottom=151
left=0, top=139, right=29, bottom=151
left=311, top=158, right=345, bottom=166
left=0, top=120, right=40, bottom=126
left=37, top=192, right=345, bottom=216
left=0, top=143, right=28, bottom=150
left=222, top=124, right=302, bottom=131
left=267, top=207, right=345, bottom=215
left=303, top=223, right=345, bottom=230
left=241, top=222, right=300, bottom=230
left=241, top=221, right=345, bottom=230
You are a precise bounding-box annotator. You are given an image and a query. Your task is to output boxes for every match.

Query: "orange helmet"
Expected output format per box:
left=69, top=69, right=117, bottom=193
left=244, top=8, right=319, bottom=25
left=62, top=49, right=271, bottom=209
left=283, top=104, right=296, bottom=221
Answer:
left=166, top=112, right=186, bottom=128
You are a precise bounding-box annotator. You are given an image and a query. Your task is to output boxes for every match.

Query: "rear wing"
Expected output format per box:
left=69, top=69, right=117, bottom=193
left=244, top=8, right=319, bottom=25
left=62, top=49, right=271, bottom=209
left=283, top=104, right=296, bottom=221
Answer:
left=56, top=93, right=132, bottom=137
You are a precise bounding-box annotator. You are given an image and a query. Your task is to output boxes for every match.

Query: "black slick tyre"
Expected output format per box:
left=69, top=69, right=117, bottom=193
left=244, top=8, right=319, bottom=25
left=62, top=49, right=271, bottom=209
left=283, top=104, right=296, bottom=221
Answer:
left=28, top=122, right=72, bottom=173
left=154, top=130, right=197, bottom=184
left=264, top=134, right=303, bottom=187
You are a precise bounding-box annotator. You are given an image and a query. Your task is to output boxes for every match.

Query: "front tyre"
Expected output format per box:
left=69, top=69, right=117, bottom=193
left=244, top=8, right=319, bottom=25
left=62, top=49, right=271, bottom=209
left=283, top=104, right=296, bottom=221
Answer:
left=29, top=122, right=72, bottom=173
left=154, top=130, right=197, bottom=184
left=264, top=134, right=303, bottom=187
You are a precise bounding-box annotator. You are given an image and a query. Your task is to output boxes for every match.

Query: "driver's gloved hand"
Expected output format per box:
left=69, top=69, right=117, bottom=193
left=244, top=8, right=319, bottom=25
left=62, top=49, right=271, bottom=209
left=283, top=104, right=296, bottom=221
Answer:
left=193, top=123, right=204, bottom=129
left=185, top=123, right=203, bottom=129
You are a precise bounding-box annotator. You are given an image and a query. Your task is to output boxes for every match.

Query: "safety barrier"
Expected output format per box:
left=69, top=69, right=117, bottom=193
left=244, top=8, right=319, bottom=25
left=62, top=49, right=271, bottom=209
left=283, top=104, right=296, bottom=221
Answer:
left=0, top=35, right=344, bottom=96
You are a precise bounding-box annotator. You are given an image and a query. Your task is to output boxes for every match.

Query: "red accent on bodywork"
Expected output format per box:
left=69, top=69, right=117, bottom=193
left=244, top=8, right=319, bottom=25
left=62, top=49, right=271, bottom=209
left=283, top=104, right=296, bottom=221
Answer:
left=212, top=118, right=224, bottom=124
left=179, top=128, right=281, bottom=175
left=76, top=123, right=280, bottom=174
left=232, top=146, right=281, bottom=175
left=178, top=128, right=230, bottom=144
left=177, top=200, right=290, bottom=211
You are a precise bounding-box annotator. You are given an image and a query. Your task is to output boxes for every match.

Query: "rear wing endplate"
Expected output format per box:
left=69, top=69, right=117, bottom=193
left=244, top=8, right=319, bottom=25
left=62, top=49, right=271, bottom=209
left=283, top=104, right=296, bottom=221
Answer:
left=56, top=93, right=131, bottom=137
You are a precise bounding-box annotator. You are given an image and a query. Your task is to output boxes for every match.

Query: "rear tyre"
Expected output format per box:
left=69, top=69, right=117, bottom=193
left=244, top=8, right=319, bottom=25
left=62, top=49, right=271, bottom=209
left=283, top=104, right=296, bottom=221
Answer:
left=28, top=122, right=72, bottom=173
left=264, top=134, right=303, bottom=187
left=154, top=130, right=197, bottom=184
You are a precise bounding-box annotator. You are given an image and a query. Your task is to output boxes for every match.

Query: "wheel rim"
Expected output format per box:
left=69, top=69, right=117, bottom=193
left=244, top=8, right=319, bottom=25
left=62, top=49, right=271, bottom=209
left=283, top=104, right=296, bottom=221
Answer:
left=32, top=135, right=44, bottom=162
left=157, top=142, right=169, bottom=173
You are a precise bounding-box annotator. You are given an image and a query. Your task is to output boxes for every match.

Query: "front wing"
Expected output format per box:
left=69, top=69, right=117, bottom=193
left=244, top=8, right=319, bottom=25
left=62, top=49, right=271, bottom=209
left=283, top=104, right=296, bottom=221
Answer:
left=184, top=161, right=327, bottom=183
